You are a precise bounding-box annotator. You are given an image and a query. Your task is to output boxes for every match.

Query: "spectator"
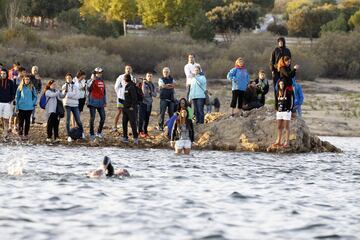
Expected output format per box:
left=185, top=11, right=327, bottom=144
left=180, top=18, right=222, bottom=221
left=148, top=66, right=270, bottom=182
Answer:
left=188, top=66, right=207, bottom=124
left=122, top=74, right=139, bottom=145
left=0, top=68, right=15, bottom=140
left=87, top=67, right=107, bottom=142
left=30, top=66, right=42, bottom=124
left=139, top=73, right=157, bottom=138
left=170, top=109, right=195, bottom=155
left=242, top=80, right=262, bottom=111
left=292, top=77, right=304, bottom=118
left=227, top=57, right=250, bottom=117
left=184, top=54, right=202, bottom=100
left=114, top=65, right=134, bottom=132
left=158, top=67, right=176, bottom=131
left=254, top=70, right=269, bottom=106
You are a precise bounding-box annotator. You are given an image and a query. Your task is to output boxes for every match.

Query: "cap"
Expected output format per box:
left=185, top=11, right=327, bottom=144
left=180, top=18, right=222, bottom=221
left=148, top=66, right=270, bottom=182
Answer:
left=94, top=67, right=103, bottom=73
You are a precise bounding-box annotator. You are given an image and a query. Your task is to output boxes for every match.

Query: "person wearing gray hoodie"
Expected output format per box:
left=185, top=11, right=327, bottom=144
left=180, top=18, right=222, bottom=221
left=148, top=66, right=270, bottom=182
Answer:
left=62, top=73, right=84, bottom=142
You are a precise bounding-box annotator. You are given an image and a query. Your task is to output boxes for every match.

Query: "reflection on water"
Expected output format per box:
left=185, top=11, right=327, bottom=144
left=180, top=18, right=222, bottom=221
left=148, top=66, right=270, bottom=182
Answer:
left=6, top=156, right=26, bottom=176
left=0, top=137, right=359, bottom=240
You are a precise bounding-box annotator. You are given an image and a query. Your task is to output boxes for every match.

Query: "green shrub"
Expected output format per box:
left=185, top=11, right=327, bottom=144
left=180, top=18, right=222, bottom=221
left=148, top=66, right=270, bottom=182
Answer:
left=267, top=22, right=289, bottom=36
left=185, top=10, right=215, bottom=42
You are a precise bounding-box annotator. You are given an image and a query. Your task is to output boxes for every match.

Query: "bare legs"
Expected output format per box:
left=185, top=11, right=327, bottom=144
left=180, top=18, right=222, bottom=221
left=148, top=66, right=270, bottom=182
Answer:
left=274, top=120, right=290, bottom=147
left=114, top=108, right=122, bottom=129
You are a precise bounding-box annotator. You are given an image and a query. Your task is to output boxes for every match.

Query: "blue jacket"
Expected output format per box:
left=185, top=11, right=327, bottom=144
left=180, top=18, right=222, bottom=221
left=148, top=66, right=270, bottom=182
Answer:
left=227, top=67, right=250, bottom=91
left=188, top=75, right=207, bottom=101
left=16, top=85, right=37, bottom=111
left=292, top=78, right=304, bottom=106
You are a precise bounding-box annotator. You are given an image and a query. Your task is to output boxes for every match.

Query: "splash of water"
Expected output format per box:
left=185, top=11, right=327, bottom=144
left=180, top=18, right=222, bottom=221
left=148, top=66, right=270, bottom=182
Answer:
left=7, top=158, right=27, bottom=176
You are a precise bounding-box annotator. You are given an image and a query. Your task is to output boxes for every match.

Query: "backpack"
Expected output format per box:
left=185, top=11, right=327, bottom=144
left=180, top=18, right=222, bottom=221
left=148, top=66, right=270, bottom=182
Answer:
left=39, top=94, right=47, bottom=109
left=56, top=99, right=65, bottom=118
left=69, top=127, right=83, bottom=140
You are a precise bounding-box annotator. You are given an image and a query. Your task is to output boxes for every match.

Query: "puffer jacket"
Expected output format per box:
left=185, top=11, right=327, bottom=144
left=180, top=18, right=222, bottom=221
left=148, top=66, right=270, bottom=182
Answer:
left=227, top=67, right=250, bottom=91
left=62, top=82, right=79, bottom=107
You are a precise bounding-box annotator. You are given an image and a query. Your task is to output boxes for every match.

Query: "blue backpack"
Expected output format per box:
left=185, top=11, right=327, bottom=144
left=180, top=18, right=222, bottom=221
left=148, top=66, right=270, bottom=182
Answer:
left=39, top=94, right=48, bottom=109
left=166, top=114, right=178, bottom=139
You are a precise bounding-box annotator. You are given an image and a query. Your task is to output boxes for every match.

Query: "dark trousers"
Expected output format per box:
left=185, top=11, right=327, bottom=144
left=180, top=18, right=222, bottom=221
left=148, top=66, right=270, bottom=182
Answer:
left=89, top=106, right=106, bottom=136
left=192, top=98, right=205, bottom=124
left=230, top=90, right=245, bottom=109
left=65, top=106, right=83, bottom=136
left=139, top=103, right=152, bottom=134
left=47, top=113, right=60, bottom=139
left=159, top=99, right=174, bottom=129
left=123, top=107, right=138, bottom=139
left=18, top=110, right=32, bottom=136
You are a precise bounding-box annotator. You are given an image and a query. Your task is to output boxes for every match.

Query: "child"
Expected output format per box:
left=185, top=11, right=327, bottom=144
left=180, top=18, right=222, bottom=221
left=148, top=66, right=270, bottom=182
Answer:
left=254, top=70, right=269, bottom=106
left=292, top=77, right=304, bottom=118
left=226, top=57, right=250, bottom=117
left=15, top=75, right=37, bottom=140
left=273, top=80, right=294, bottom=148
left=170, top=109, right=194, bottom=155
left=44, top=80, right=65, bottom=143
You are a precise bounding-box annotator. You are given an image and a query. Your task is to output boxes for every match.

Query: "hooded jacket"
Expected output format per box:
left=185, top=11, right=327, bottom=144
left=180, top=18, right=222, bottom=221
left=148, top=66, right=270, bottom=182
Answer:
left=16, top=85, right=37, bottom=111
left=87, top=77, right=106, bottom=108
left=269, top=38, right=292, bottom=73
left=62, top=82, right=80, bottom=107
left=188, top=75, right=207, bottom=101
left=0, top=78, right=15, bottom=103
left=227, top=67, right=250, bottom=91
left=124, top=81, right=138, bottom=109
left=44, top=89, right=65, bottom=119
left=114, top=74, right=134, bottom=100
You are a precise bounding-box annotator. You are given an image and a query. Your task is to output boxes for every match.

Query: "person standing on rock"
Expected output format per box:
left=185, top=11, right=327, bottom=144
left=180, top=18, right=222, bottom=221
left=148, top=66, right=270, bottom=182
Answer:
left=114, top=65, right=135, bottom=132
left=171, top=109, right=194, bottom=155
left=269, top=37, right=291, bottom=95
left=254, top=70, right=269, bottom=107
left=184, top=54, right=202, bottom=100
left=273, top=80, right=294, bottom=148
left=227, top=57, right=250, bottom=117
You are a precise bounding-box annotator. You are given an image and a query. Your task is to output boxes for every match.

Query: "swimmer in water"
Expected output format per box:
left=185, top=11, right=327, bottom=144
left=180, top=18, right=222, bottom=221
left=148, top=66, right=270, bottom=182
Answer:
left=87, top=156, right=130, bottom=178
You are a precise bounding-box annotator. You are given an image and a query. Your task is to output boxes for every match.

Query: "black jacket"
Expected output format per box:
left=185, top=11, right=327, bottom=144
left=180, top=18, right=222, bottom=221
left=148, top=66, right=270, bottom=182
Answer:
left=279, top=66, right=296, bottom=89
left=171, top=118, right=194, bottom=142
left=30, top=75, right=42, bottom=93
left=0, top=79, right=15, bottom=103
left=269, top=47, right=292, bottom=73
left=124, top=81, right=138, bottom=109
left=275, top=89, right=294, bottom=112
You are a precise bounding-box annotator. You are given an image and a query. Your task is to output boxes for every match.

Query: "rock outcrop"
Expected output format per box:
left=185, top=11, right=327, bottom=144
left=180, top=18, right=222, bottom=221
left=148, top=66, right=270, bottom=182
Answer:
left=194, top=106, right=341, bottom=153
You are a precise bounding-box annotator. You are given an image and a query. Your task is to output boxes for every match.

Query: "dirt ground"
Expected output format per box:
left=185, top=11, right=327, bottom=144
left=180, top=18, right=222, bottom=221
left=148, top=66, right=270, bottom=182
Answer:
left=1, top=77, right=359, bottom=147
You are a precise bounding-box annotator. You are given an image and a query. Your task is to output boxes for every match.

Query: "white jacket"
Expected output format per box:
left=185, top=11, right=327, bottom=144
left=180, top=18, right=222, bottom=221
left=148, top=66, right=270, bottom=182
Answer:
left=184, top=62, right=201, bottom=86
left=62, top=82, right=80, bottom=107
left=114, top=74, right=134, bottom=100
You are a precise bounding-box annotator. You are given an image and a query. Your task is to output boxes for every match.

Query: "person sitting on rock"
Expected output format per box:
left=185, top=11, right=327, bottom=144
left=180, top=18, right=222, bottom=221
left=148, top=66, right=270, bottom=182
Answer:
left=254, top=70, right=269, bottom=106
left=273, top=80, right=294, bottom=148
left=242, top=80, right=262, bottom=111
left=87, top=156, right=130, bottom=178
left=170, top=109, right=194, bottom=155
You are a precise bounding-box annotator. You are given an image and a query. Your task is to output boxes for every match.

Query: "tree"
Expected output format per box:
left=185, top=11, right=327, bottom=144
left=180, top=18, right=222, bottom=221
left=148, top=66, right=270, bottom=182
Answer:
left=25, top=0, right=80, bottom=19
left=349, top=9, right=360, bottom=29
left=6, top=0, right=23, bottom=29
left=136, top=0, right=201, bottom=28
left=267, top=22, right=288, bottom=36
left=186, top=10, right=215, bottom=41
left=81, top=0, right=137, bottom=22
left=206, top=1, right=260, bottom=43
left=287, top=4, right=338, bottom=39
left=238, top=0, right=275, bottom=12
left=321, top=13, right=348, bottom=33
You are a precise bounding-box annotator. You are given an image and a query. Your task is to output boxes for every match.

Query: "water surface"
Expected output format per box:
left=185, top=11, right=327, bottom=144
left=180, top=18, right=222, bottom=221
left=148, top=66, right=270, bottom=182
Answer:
left=0, top=137, right=359, bottom=240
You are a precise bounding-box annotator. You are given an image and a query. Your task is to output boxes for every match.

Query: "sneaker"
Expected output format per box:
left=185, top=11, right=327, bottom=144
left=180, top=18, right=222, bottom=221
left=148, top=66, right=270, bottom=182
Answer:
left=54, top=139, right=61, bottom=143
left=121, top=137, right=129, bottom=144
left=82, top=133, right=86, bottom=139
left=96, top=133, right=104, bottom=139
left=139, top=132, right=146, bottom=138
left=110, top=127, right=118, bottom=133
left=89, top=135, right=95, bottom=142
left=134, top=138, right=139, bottom=145
left=46, top=138, right=52, bottom=143
left=67, top=137, right=72, bottom=142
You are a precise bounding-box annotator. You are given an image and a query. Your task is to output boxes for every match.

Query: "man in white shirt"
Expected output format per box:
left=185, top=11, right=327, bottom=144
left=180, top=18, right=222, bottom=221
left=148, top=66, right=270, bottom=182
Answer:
left=113, top=65, right=135, bottom=132
left=184, top=54, right=201, bottom=99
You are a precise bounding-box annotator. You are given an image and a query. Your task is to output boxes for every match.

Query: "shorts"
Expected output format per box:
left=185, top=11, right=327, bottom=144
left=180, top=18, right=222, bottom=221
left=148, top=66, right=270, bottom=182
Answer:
left=117, top=98, right=124, bottom=108
left=79, top=98, right=86, bottom=112
left=175, top=140, right=192, bottom=149
left=276, top=111, right=292, bottom=121
left=0, top=102, right=13, bottom=119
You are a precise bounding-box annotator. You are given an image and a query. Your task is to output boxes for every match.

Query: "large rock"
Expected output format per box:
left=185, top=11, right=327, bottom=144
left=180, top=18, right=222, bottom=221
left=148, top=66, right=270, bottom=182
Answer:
left=195, top=106, right=341, bottom=153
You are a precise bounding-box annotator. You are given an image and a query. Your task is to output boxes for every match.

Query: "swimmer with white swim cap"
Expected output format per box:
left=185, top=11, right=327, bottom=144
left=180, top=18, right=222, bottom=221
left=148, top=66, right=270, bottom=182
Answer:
left=87, top=156, right=130, bottom=178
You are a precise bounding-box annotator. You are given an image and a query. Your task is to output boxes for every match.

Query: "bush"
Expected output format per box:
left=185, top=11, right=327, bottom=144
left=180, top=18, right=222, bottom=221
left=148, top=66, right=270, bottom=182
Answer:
left=321, top=13, right=348, bottom=33
left=185, top=11, right=215, bottom=42
left=267, top=22, right=288, bottom=36
left=315, top=31, right=360, bottom=78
